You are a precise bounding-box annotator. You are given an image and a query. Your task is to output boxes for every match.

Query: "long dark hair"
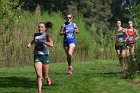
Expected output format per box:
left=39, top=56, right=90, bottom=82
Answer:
left=45, top=22, right=53, bottom=29
left=39, top=22, right=53, bottom=29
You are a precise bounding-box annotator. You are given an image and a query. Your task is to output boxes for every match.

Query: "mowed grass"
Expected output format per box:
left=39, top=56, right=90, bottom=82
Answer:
left=0, top=60, right=140, bottom=93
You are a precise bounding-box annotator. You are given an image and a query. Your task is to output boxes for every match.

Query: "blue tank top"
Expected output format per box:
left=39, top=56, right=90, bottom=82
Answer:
left=63, top=22, right=75, bottom=42
left=34, top=32, right=49, bottom=55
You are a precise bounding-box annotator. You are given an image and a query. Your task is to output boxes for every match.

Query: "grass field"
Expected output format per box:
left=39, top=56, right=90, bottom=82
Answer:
left=0, top=60, right=140, bottom=93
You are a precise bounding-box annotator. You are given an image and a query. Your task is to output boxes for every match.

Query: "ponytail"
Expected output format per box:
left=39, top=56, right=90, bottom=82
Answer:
left=45, top=22, right=53, bottom=29
left=39, top=21, right=53, bottom=29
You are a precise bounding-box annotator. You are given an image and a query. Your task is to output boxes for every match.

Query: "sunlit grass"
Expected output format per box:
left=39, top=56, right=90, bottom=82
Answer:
left=0, top=60, right=140, bottom=93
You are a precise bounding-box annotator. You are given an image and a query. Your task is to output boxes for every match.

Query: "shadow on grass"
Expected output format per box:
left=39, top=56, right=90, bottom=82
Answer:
left=96, top=71, right=121, bottom=77
left=82, top=67, right=121, bottom=78
left=0, top=76, right=36, bottom=88
left=53, top=72, right=68, bottom=75
left=83, top=71, right=121, bottom=77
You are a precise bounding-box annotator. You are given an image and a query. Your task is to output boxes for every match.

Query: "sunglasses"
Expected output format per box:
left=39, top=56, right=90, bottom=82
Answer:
left=66, top=17, right=72, bottom=19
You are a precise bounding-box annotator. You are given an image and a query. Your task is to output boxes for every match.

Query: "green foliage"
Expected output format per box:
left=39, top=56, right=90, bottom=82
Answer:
left=112, top=0, right=140, bottom=26
left=0, top=0, right=20, bottom=24
left=78, top=0, right=112, bottom=27
left=19, top=0, right=113, bottom=29
left=132, top=5, right=140, bottom=28
left=2, top=0, right=140, bottom=67
left=0, top=10, right=117, bottom=67
left=125, top=5, right=140, bottom=78
left=11, top=0, right=140, bottom=29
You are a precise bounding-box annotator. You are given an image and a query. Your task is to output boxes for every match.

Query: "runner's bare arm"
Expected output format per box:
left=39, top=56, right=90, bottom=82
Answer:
left=124, top=28, right=129, bottom=42
left=45, top=34, right=53, bottom=47
left=60, top=25, right=64, bottom=35
left=27, top=40, right=34, bottom=48
left=27, top=33, right=36, bottom=48
left=60, top=24, right=68, bottom=35
left=74, top=23, right=79, bottom=33
left=134, top=29, right=139, bottom=40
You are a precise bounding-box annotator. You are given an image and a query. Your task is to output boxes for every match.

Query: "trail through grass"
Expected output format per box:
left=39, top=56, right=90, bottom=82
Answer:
left=0, top=60, right=140, bottom=93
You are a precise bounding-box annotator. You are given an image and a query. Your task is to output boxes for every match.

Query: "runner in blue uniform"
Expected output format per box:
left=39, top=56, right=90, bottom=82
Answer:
left=27, top=22, right=53, bottom=93
left=60, top=14, right=79, bottom=75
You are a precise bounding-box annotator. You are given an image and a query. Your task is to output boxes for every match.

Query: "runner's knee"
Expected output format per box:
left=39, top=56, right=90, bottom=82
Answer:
left=37, top=74, right=43, bottom=79
left=68, top=52, right=72, bottom=57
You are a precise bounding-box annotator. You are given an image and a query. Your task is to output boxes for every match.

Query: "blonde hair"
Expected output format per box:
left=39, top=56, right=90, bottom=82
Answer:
left=117, top=20, right=121, bottom=24
left=128, top=21, right=133, bottom=24
left=66, top=14, right=73, bottom=18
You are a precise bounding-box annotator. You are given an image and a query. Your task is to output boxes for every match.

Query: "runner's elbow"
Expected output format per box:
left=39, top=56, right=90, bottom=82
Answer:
left=60, top=32, right=64, bottom=35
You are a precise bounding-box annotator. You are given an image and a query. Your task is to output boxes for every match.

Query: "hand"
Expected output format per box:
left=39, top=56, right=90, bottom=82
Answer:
left=135, top=38, right=138, bottom=41
left=27, top=43, right=32, bottom=48
left=65, top=30, right=69, bottom=33
left=75, top=29, right=79, bottom=33
left=124, top=39, right=127, bottom=43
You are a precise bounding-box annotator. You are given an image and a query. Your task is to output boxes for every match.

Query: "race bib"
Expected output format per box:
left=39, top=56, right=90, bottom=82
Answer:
left=127, top=36, right=134, bottom=42
left=118, top=36, right=124, bottom=42
left=66, top=33, right=74, bottom=39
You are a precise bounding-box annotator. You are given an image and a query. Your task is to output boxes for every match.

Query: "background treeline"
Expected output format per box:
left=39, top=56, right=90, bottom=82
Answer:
left=0, top=0, right=140, bottom=67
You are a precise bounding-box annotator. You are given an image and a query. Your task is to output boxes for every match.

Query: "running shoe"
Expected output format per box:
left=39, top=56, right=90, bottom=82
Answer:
left=68, top=66, right=73, bottom=75
left=47, top=78, right=51, bottom=86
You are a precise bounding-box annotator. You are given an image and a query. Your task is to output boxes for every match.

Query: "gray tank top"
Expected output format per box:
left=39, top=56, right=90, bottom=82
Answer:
left=34, top=32, right=49, bottom=55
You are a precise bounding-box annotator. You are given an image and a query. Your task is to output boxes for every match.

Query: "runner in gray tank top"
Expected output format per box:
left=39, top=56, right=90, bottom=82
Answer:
left=34, top=32, right=49, bottom=55
left=27, top=22, right=53, bottom=93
